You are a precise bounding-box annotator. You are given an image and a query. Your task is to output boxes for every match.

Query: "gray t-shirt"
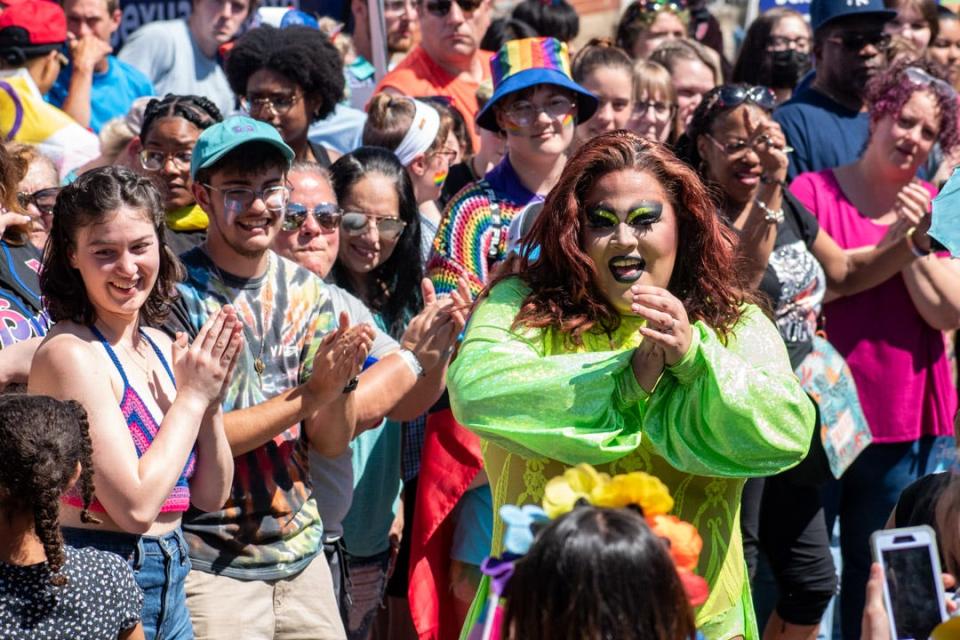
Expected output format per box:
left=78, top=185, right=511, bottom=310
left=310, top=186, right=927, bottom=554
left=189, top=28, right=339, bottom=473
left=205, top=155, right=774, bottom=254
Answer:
left=310, top=284, right=399, bottom=542
left=118, top=19, right=235, bottom=117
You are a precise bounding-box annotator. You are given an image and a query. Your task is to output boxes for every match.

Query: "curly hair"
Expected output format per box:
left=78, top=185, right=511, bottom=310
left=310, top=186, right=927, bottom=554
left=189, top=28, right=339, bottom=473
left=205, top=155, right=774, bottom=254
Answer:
left=139, top=94, right=223, bottom=143
left=0, top=143, right=30, bottom=245
left=494, top=130, right=747, bottom=345
left=41, top=166, right=185, bottom=327
left=503, top=505, right=696, bottom=640
left=864, top=58, right=960, bottom=154
left=329, top=147, right=424, bottom=339
left=225, top=25, right=345, bottom=124
left=0, top=394, right=100, bottom=586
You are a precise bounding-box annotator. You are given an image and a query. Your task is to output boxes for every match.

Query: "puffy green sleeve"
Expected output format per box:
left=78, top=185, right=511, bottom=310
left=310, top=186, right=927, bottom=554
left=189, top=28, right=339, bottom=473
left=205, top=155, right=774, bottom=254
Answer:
left=447, top=279, right=815, bottom=476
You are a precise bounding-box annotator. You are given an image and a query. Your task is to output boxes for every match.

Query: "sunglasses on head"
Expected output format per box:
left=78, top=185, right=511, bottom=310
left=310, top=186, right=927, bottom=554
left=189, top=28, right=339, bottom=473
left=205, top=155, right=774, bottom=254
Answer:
left=282, top=203, right=343, bottom=231
left=904, top=66, right=957, bottom=99
left=826, top=31, right=891, bottom=52
left=701, top=85, right=777, bottom=116
left=422, top=0, right=483, bottom=17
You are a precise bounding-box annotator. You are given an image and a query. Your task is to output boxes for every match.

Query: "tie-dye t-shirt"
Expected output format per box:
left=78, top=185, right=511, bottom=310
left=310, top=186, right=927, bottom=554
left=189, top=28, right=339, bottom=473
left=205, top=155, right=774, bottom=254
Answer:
left=165, top=248, right=336, bottom=580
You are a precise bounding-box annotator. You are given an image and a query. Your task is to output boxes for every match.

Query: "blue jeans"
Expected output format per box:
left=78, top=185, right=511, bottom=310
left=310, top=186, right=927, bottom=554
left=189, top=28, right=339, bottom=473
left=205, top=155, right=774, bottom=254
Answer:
left=822, top=435, right=954, bottom=640
left=63, top=527, right=194, bottom=640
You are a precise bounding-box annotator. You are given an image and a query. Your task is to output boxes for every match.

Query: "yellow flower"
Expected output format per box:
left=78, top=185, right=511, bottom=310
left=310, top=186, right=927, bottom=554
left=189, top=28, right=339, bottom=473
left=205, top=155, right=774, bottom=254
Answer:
left=542, top=464, right=610, bottom=518
left=649, top=514, right=703, bottom=571
left=590, top=471, right=674, bottom=516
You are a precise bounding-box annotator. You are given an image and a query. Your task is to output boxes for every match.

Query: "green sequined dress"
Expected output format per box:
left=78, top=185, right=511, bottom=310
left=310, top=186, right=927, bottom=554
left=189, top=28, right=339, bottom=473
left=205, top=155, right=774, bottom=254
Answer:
left=448, top=278, right=817, bottom=640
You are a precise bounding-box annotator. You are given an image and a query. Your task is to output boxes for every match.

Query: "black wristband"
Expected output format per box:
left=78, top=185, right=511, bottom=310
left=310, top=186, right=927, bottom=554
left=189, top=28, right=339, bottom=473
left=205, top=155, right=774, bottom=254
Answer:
left=760, top=174, right=787, bottom=187
left=342, top=377, right=359, bottom=394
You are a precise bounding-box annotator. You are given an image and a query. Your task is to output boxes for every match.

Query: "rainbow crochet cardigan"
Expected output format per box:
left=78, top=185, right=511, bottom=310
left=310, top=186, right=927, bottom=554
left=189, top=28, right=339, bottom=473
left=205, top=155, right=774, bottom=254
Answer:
left=427, top=178, right=533, bottom=297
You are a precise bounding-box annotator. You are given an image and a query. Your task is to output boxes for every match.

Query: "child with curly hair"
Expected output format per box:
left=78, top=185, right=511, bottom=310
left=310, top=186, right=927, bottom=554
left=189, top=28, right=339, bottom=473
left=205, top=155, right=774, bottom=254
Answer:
left=0, top=394, right=144, bottom=639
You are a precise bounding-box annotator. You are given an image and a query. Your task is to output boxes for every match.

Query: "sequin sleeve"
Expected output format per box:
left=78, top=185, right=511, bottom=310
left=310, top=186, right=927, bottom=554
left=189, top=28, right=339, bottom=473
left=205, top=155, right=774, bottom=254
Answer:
left=447, top=279, right=815, bottom=477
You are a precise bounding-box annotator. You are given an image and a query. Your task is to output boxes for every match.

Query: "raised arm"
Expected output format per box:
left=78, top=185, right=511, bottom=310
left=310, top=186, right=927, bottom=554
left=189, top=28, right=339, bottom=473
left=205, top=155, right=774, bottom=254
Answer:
left=449, top=280, right=815, bottom=476
left=28, top=311, right=240, bottom=533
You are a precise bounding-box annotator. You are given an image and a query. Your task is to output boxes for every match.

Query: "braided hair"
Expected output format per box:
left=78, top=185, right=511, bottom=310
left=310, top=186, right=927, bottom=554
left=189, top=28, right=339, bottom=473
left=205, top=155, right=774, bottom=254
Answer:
left=0, top=394, right=100, bottom=586
left=139, top=94, right=223, bottom=142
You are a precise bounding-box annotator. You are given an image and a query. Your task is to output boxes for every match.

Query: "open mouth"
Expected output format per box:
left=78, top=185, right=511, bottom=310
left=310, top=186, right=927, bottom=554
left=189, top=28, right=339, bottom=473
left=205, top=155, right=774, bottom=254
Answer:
left=237, top=217, right=273, bottom=232
left=110, top=278, right=141, bottom=294
left=608, top=255, right=645, bottom=283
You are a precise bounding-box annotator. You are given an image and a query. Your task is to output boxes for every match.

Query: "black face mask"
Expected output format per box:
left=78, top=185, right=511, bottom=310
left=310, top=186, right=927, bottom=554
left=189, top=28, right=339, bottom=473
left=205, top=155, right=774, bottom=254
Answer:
left=769, top=49, right=812, bottom=89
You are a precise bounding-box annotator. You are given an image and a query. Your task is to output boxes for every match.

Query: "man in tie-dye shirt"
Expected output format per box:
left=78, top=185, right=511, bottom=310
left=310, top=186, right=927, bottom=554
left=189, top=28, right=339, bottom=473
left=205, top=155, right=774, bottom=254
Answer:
left=164, top=116, right=373, bottom=640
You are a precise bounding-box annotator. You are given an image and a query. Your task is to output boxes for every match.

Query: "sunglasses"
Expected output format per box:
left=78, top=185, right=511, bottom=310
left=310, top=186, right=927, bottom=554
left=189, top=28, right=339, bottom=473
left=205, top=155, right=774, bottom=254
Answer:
left=282, top=203, right=343, bottom=231
left=701, top=85, right=777, bottom=117
left=17, top=187, right=60, bottom=215
left=904, top=66, right=957, bottom=99
left=826, top=31, right=892, bottom=53
left=341, top=212, right=407, bottom=240
left=422, top=0, right=483, bottom=17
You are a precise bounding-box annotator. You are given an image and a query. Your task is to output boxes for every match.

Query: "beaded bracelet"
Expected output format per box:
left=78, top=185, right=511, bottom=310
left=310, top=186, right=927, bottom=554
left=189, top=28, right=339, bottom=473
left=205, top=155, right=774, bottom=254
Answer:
left=754, top=197, right=784, bottom=224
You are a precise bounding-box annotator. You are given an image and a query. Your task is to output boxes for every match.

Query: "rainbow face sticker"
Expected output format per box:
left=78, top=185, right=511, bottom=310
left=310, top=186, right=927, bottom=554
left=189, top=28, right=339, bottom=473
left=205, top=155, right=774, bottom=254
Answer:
left=561, top=111, right=575, bottom=128
left=433, top=169, right=449, bottom=188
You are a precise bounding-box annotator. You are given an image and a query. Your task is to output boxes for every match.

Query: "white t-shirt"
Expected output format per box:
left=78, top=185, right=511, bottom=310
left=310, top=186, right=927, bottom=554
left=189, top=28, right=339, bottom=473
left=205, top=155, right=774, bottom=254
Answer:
left=118, top=19, right=235, bottom=117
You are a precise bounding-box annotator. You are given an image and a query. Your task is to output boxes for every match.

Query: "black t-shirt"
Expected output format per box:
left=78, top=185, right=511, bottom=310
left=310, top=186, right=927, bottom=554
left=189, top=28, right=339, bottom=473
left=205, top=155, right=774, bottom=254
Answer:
left=439, top=160, right=480, bottom=210
left=757, top=192, right=825, bottom=370
left=0, top=239, right=50, bottom=348
left=0, top=545, right=142, bottom=639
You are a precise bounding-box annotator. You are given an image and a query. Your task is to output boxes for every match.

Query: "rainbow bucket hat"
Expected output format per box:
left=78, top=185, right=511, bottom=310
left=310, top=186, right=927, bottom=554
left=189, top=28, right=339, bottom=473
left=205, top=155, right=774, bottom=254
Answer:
left=476, top=37, right=598, bottom=133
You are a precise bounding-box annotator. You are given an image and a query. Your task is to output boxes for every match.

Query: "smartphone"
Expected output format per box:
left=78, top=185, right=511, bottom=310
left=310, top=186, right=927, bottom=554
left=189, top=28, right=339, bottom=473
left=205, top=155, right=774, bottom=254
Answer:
left=871, top=525, right=948, bottom=640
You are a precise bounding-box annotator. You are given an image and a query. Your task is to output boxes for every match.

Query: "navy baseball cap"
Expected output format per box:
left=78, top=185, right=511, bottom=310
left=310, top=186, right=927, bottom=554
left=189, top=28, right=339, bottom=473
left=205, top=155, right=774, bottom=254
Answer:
left=809, top=0, right=897, bottom=32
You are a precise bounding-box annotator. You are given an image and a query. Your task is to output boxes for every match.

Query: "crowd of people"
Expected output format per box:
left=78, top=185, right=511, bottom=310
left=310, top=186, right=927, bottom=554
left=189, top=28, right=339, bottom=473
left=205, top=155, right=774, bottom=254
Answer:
left=0, top=0, right=959, bottom=638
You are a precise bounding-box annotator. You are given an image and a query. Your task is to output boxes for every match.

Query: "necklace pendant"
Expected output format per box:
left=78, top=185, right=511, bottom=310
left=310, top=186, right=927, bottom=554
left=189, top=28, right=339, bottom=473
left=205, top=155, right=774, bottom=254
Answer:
left=254, top=358, right=266, bottom=377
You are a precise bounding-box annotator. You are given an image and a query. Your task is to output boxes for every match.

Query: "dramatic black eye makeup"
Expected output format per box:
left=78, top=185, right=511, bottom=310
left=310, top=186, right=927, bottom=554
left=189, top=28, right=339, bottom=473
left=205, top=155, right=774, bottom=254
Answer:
left=585, top=201, right=663, bottom=231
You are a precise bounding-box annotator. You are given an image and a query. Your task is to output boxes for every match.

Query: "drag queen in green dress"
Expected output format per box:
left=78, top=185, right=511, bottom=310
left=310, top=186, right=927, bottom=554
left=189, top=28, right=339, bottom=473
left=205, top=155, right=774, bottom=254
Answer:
left=448, top=131, right=816, bottom=640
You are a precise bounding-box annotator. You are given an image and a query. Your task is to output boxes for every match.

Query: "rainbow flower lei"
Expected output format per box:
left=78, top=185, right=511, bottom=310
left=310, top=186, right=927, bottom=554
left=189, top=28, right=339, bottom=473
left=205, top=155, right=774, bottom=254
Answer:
left=469, top=465, right=710, bottom=639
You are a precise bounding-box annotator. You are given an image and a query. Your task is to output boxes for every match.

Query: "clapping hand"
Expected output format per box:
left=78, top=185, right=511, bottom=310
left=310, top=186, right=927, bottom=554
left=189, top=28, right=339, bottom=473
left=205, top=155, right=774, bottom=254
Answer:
left=173, top=306, right=244, bottom=406
left=400, top=277, right=473, bottom=372
left=307, top=312, right=375, bottom=403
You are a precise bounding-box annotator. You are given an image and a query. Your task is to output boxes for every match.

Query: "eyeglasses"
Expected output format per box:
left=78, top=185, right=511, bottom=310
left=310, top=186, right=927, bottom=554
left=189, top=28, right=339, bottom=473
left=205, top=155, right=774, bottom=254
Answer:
left=700, top=85, right=777, bottom=117
left=904, top=66, right=957, bottom=99
left=139, top=149, right=192, bottom=172
left=503, top=96, right=576, bottom=129
left=17, top=188, right=60, bottom=215
left=825, top=31, right=891, bottom=53
left=421, top=0, right=483, bottom=18
left=429, top=147, right=459, bottom=161
left=703, top=132, right=773, bottom=159
left=282, top=202, right=343, bottom=231
left=201, top=184, right=291, bottom=213
left=241, top=93, right=301, bottom=116
left=634, top=100, right=676, bottom=121
left=341, top=212, right=407, bottom=240
left=767, top=35, right=810, bottom=51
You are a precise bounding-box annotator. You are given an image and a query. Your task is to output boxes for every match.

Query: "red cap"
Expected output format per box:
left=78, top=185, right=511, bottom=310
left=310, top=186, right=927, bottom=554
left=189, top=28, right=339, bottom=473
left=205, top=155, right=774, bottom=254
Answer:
left=0, top=0, right=66, bottom=51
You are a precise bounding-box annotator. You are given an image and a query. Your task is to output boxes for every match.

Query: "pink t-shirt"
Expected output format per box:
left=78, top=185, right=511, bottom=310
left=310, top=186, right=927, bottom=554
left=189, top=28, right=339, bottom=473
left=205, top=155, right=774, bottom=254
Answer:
left=790, top=169, right=956, bottom=443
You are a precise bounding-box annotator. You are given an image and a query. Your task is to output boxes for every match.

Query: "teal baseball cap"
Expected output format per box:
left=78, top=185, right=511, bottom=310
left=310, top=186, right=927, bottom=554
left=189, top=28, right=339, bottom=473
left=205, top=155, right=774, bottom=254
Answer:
left=190, top=115, right=294, bottom=179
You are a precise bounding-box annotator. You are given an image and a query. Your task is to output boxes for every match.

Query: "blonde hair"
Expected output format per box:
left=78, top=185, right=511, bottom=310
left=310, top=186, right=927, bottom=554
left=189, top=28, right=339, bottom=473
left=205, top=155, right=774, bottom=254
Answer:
left=634, top=59, right=676, bottom=104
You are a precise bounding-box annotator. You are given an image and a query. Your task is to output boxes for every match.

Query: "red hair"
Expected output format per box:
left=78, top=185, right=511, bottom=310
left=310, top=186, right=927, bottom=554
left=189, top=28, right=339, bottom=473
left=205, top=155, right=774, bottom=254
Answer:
left=493, top=130, right=750, bottom=345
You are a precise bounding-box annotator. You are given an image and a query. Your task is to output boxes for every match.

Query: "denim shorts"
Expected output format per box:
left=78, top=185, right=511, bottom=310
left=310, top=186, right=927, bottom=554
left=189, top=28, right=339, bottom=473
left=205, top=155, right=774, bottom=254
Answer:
left=63, top=527, right=194, bottom=640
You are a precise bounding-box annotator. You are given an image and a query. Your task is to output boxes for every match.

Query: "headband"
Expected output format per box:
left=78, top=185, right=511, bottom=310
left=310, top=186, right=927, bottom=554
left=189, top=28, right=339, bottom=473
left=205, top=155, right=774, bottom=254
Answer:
left=393, top=98, right=441, bottom=167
